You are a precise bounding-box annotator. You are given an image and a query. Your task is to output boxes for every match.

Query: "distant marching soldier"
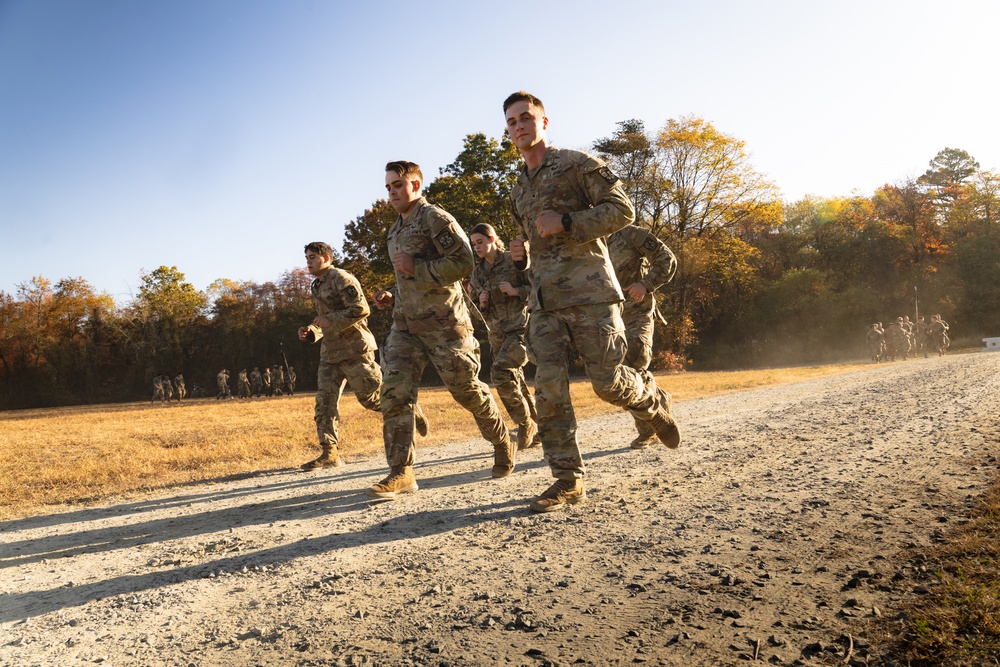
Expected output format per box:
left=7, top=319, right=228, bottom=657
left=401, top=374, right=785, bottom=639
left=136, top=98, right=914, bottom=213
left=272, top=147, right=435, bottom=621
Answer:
left=250, top=367, right=263, bottom=397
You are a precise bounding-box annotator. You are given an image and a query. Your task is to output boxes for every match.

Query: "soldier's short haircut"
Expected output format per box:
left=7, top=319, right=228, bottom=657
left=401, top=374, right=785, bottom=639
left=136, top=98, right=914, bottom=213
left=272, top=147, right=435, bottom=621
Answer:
left=470, top=223, right=506, bottom=251
left=385, top=160, right=423, bottom=183
left=503, top=91, right=545, bottom=115
left=304, top=242, right=334, bottom=259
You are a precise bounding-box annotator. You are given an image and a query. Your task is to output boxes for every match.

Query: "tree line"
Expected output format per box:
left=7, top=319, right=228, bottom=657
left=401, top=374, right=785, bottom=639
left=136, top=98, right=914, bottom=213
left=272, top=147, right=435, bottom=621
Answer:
left=2, top=117, right=998, bottom=409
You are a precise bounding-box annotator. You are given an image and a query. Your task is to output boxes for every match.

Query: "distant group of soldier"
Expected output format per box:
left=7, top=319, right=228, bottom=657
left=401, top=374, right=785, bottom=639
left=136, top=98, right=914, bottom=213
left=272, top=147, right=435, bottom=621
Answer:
left=866, top=314, right=951, bottom=362
left=215, top=366, right=296, bottom=399
left=295, top=91, right=681, bottom=514
left=150, top=373, right=186, bottom=404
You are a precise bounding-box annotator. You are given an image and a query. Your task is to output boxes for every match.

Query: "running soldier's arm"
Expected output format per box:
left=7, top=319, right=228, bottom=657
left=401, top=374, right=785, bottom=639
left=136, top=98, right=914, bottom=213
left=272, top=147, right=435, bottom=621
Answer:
left=319, top=272, right=371, bottom=334
left=566, top=153, right=636, bottom=244
left=629, top=227, right=678, bottom=292
left=413, top=211, right=474, bottom=287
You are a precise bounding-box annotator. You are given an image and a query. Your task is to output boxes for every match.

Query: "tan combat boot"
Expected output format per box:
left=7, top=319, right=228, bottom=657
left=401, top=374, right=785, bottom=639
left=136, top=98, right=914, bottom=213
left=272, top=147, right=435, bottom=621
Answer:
left=629, top=417, right=658, bottom=449
left=530, top=478, right=586, bottom=513
left=300, top=444, right=342, bottom=471
left=491, top=432, right=516, bottom=478
left=647, top=388, right=681, bottom=449
left=366, top=466, right=418, bottom=499
left=414, top=403, right=429, bottom=437
left=516, top=418, right=540, bottom=451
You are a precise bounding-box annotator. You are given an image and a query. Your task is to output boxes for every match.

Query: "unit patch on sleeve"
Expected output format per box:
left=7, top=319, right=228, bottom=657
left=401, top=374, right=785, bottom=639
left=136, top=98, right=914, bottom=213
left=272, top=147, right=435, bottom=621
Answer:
left=343, top=285, right=359, bottom=301
left=597, top=166, right=620, bottom=185
left=642, top=236, right=659, bottom=252
left=436, top=230, right=456, bottom=249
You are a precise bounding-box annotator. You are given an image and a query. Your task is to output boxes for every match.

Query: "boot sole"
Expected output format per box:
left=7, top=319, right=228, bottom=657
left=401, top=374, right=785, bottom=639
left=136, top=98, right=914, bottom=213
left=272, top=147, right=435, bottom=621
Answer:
left=365, top=483, right=418, bottom=500
left=530, top=492, right=586, bottom=513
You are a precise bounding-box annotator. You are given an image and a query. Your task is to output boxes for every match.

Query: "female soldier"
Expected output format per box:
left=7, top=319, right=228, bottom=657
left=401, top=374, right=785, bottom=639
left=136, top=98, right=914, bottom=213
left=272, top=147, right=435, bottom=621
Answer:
left=468, top=223, right=540, bottom=451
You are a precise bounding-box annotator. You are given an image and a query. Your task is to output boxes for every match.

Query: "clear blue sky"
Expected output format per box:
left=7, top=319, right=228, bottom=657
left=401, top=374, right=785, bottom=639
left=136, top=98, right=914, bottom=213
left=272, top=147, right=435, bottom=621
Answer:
left=2, top=0, right=997, bottom=302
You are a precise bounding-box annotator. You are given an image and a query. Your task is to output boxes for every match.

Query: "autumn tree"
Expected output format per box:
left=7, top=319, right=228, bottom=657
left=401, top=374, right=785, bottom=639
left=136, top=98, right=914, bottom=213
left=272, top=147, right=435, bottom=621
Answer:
left=125, top=266, right=208, bottom=385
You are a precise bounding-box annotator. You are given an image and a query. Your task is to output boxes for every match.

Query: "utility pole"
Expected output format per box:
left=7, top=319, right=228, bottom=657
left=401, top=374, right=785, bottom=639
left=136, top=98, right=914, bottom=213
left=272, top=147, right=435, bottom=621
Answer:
left=914, top=285, right=919, bottom=324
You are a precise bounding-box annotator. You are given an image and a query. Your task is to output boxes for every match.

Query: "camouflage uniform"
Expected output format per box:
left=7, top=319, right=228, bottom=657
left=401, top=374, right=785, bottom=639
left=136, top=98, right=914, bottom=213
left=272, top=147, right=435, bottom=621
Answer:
left=237, top=369, right=250, bottom=398
left=262, top=367, right=272, bottom=396
left=381, top=197, right=511, bottom=471
left=216, top=370, right=231, bottom=399
left=928, top=317, right=950, bottom=356
left=174, top=374, right=186, bottom=401
left=151, top=376, right=165, bottom=404
left=249, top=368, right=262, bottom=397
left=608, top=225, right=677, bottom=443
left=510, top=147, right=667, bottom=480
left=469, top=249, right=538, bottom=434
left=865, top=325, right=884, bottom=362
left=886, top=322, right=909, bottom=361
left=309, top=266, right=381, bottom=452
left=274, top=366, right=285, bottom=396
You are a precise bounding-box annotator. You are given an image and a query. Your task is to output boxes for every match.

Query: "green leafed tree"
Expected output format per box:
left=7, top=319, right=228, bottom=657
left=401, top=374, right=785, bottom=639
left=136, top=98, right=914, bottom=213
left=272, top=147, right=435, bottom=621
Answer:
left=424, top=133, right=522, bottom=241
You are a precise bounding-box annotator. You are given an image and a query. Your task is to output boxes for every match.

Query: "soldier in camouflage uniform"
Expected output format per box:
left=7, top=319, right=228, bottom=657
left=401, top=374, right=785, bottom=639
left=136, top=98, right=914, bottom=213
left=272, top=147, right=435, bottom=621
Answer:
left=865, top=323, right=884, bottom=362
left=886, top=319, right=909, bottom=361
left=928, top=314, right=950, bottom=356
left=237, top=369, right=250, bottom=398
left=151, top=375, right=165, bottom=404
left=298, top=241, right=428, bottom=471
left=914, top=316, right=930, bottom=357
left=262, top=367, right=272, bottom=396
left=249, top=367, right=263, bottom=397
left=174, top=373, right=186, bottom=402
left=468, top=223, right=541, bottom=451
left=273, top=366, right=285, bottom=396
left=367, top=161, right=515, bottom=499
left=216, top=369, right=231, bottom=399
left=504, top=91, right=680, bottom=513
left=608, top=224, right=678, bottom=449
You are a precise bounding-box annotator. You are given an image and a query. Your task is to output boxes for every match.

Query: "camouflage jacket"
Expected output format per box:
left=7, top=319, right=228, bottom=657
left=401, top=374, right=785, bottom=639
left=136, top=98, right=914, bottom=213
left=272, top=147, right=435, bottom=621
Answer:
left=311, top=266, right=378, bottom=363
left=510, top=147, right=635, bottom=312
left=608, top=225, right=677, bottom=321
left=469, top=250, right=530, bottom=334
left=386, top=197, right=475, bottom=341
left=866, top=329, right=884, bottom=348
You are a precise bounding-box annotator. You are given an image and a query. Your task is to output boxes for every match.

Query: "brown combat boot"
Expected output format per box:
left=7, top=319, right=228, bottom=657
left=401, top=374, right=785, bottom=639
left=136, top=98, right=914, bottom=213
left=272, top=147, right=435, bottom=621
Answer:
left=414, top=403, right=429, bottom=437
left=491, top=432, right=516, bottom=478
left=647, top=388, right=681, bottom=449
left=629, top=417, right=658, bottom=450
left=516, top=418, right=540, bottom=451
left=300, top=444, right=342, bottom=471
left=530, top=478, right=586, bottom=513
left=366, top=466, right=418, bottom=499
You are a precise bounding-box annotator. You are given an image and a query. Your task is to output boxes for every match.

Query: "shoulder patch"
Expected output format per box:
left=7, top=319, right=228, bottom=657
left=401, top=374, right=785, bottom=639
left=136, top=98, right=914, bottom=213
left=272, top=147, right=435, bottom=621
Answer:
left=642, top=236, right=660, bottom=252
left=436, top=229, right=457, bottom=250
left=343, top=285, right=359, bottom=301
left=597, top=166, right=619, bottom=185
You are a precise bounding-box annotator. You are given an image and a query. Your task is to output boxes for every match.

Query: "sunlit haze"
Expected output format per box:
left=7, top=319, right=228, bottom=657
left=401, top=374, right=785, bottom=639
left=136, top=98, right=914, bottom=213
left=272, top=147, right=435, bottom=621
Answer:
left=2, top=0, right=997, bottom=300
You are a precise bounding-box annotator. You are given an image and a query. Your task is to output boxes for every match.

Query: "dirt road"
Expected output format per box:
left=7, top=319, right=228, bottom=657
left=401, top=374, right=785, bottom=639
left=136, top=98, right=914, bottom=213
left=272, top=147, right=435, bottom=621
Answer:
left=2, top=352, right=998, bottom=667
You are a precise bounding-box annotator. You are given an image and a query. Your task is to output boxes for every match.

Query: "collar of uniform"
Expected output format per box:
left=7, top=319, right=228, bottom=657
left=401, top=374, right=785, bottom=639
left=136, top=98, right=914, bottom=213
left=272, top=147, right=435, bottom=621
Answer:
left=399, top=196, right=429, bottom=222
left=313, top=266, right=335, bottom=290
left=521, top=146, right=559, bottom=181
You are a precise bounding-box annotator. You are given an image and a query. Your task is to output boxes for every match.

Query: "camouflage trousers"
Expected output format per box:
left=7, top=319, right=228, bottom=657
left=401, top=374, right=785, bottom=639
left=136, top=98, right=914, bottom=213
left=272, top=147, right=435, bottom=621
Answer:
left=623, top=307, right=656, bottom=439
left=380, top=328, right=508, bottom=469
left=315, top=351, right=381, bottom=447
left=527, top=302, right=660, bottom=480
left=488, top=329, right=537, bottom=426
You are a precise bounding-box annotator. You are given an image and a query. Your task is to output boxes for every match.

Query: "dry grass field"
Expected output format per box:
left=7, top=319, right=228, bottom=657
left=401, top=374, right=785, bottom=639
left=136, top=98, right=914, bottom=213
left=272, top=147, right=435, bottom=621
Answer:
left=0, top=363, right=871, bottom=520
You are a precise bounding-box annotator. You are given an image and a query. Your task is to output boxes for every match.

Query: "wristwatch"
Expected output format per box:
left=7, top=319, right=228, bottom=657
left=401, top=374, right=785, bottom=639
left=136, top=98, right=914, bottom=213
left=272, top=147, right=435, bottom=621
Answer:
left=561, top=212, right=573, bottom=232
